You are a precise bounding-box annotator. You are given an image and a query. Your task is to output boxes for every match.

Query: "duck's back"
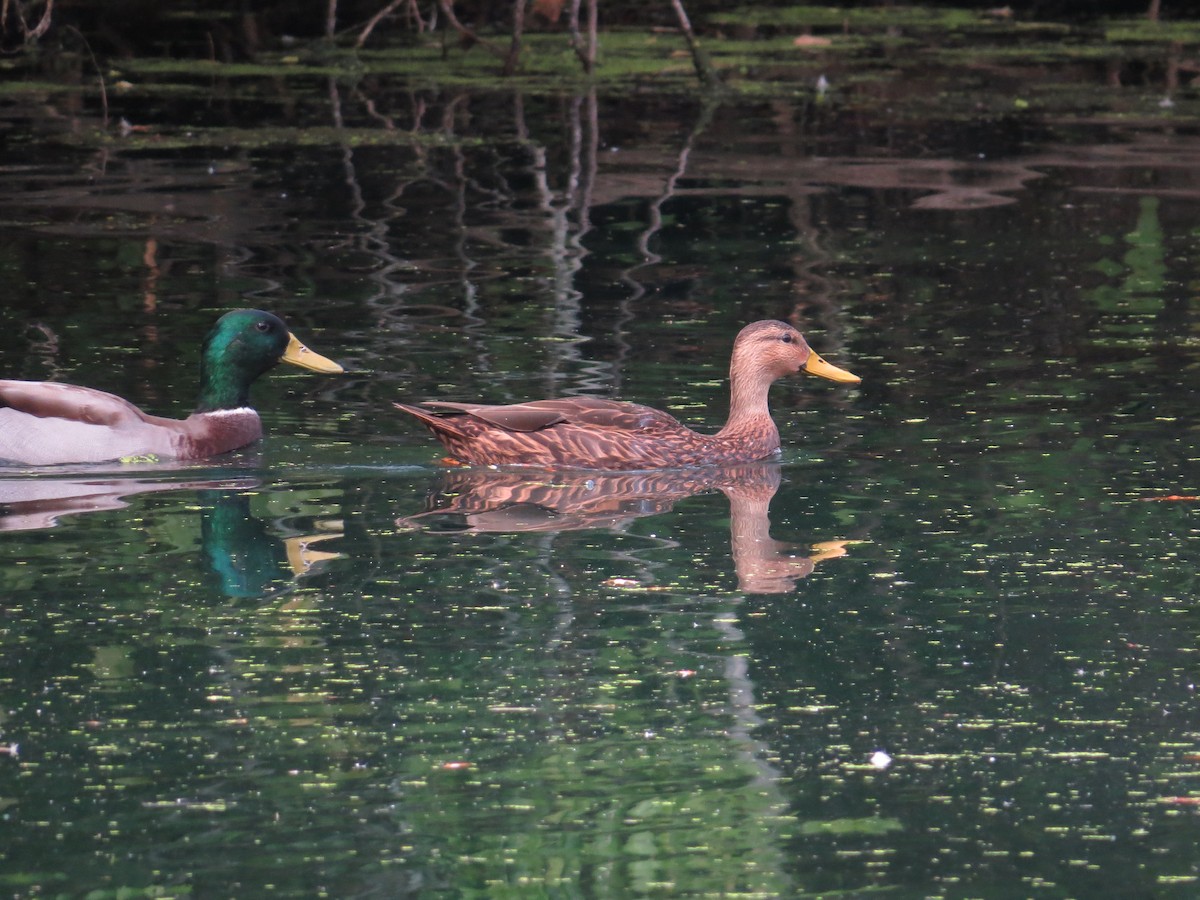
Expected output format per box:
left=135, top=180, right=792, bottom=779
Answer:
left=0, top=381, right=261, bottom=465
left=0, top=409, right=175, bottom=465
left=399, top=396, right=775, bottom=469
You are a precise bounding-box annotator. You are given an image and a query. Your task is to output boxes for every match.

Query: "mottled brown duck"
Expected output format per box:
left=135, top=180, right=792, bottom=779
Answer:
left=0, top=309, right=343, bottom=466
left=393, top=320, right=859, bottom=470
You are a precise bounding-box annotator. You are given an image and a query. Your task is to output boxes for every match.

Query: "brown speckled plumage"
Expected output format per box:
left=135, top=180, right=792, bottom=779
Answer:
left=394, top=320, right=860, bottom=470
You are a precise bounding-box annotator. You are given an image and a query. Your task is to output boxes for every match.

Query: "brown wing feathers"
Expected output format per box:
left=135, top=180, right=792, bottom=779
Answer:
left=421, top=401, right=568, bottom=432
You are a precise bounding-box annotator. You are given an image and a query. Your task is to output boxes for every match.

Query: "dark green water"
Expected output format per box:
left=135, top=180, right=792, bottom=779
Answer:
left=3, top=39, right=1200, bottom=898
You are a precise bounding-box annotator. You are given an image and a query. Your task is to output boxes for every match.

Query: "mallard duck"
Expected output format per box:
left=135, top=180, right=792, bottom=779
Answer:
left=394, top=320, right=859, bottom=470
left=0, top=309, right=343, bottom=465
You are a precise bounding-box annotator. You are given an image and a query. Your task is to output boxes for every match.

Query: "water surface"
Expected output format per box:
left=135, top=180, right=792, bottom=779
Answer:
left=2, top=27, right=1200, bottom=897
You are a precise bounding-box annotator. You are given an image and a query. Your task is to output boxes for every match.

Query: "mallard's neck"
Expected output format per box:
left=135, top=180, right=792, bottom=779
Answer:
left=195, top=356, right=257, bottom=413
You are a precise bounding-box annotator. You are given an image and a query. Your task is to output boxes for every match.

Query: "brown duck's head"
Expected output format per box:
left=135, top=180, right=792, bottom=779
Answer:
left=733, top=320, right=861, bottom=384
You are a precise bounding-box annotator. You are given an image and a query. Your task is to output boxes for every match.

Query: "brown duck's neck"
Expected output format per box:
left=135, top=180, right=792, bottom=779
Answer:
left=718, top=374, right=777, bottom=435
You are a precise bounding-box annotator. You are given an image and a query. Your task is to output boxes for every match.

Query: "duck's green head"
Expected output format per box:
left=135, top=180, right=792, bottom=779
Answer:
left=196, top=309, right=343, bottom=412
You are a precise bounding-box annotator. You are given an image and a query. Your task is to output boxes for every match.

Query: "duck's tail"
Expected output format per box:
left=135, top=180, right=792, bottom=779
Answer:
left=393, top=402, right=469, bottom=438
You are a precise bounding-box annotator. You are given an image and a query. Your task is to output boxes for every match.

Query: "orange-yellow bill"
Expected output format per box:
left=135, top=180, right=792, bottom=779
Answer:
left=803, top=351, right=860, bottom=384
left=282, top=332, right=344, bottom=374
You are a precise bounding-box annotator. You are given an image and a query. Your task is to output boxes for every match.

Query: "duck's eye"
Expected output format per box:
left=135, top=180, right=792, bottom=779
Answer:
left=780, top=333, right=794, bottom=343
left=255, top=320, right=272, bottom=333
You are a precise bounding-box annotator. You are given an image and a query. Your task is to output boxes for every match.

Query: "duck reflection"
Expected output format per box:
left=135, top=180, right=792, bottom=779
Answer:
left=0, top=475, right=256, bottom=532
left=398, top=464, right=850, bottom=594
left=0, top=476, right=341, bottom=596
left=199, top=490, right=342, bottom=598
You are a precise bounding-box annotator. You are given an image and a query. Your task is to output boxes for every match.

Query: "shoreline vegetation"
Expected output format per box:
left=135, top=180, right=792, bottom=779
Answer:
left=2, top=1, right=1198, bottom=155
left=2, top=1, right=1195, bottom=79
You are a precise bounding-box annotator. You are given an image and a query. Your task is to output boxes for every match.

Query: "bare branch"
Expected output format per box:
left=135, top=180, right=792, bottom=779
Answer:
left=503, top=0, right=527, bottom=76
left=357, top=0, right=405, bottom=47
left=65, top=24, right=107, bottom=127
left=567, top=0, right=596, bottom=73
left=28, top=0, right=53, bottom=41
left=437, top=0, right=506, bottom=57
left=669, top=0, right=718, bottom=87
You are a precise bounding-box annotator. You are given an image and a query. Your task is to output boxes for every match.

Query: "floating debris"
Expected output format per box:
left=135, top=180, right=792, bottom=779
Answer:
left=870, top=750, right=893, bottom=770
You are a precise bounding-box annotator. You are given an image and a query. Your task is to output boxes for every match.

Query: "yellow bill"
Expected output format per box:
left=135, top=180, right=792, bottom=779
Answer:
left=803, top=351, right=860, bottom=384
left=282, top=332, right=344, bottom=374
